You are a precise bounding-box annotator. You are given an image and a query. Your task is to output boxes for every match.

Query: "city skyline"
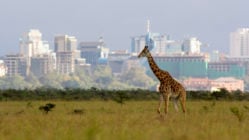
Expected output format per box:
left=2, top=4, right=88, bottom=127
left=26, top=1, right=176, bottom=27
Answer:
left=0, top=26, right=247, bottom=57
left=1, top=0, right=249, bottom=56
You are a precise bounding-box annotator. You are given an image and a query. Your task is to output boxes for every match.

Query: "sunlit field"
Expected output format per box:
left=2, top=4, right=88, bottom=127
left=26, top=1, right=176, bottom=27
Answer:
left=0, top=101, right=249, bottom=140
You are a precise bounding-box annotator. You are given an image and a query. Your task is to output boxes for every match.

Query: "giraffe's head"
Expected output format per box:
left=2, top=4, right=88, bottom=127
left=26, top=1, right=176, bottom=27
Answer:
left=138, top=46, right=150, bottom=58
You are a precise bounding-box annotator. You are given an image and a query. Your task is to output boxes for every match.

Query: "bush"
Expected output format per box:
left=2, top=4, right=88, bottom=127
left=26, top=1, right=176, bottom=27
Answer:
left=0, top=88, right=249, bottom=101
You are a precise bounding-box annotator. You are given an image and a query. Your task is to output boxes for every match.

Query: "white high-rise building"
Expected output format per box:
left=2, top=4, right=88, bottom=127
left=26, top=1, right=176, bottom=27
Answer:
left=19, top=29, right=51, bottom=57
left=230, top=28, right=249, bottom=57
left=0, top=60, right=7, bottom=77
left=182, top=37, right=202, bottom=55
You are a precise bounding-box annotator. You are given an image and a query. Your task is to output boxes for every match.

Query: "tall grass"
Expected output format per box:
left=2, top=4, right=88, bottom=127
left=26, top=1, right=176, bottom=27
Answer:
left=0, top=101, right=248, bottom=140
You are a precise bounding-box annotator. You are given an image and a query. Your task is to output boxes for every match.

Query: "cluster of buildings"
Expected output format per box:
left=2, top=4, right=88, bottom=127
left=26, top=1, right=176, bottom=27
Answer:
left=3, top=30, right=80, bottom=77
left=0, top=22, right=249, bottom=91
left=0, top=29, right=137, bottom=79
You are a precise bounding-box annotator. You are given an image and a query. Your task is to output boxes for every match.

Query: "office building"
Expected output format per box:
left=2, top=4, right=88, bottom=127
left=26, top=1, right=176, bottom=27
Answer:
left=148, top=55, right=209, bottom=78
left=56, top=52, right=75, bottom=74
left=182, top=77, right=210, bottom=91
left=182, top=37, right=202, bottom=55
left=210, top=50, right=220, bottom=62
left=0, top=60, right=7, bottom=77
left=54, top=35, right=77, bottom=74
left=225, top=56, right=249, bottom=76
left=79, top=37, right=109, bottom=65
left=183, top=77, right=244, bottom=92
left=4, top=54, right=28, bottom=77
left=19, top=29, right=51, bottom=58
left=230, top=28, right=249, bottom=57
left=19, top=29, right=52, bottom=76
left=164, top=40, right=184, bottom=56
left=54, top=35, right=77, bottom=52
left=211, top=77, right=244, bottom=92
left=208, top=61, right=246, bottom=79
left=108, top=50, right=131, bottom=75
left=30, top=53, right=56, bottom=77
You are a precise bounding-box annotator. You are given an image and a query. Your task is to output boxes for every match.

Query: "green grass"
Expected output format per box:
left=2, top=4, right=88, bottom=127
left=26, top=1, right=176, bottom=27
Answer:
left=0, top=101, right=249, bottom=140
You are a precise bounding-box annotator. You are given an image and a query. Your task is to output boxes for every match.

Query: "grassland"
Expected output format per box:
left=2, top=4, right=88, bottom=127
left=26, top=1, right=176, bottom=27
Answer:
left=0, top=100, right=249, bottom=140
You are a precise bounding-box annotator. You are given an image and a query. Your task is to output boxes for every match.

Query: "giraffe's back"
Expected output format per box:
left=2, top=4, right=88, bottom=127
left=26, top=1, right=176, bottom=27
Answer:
left=160, top=75, right=185, bottom=95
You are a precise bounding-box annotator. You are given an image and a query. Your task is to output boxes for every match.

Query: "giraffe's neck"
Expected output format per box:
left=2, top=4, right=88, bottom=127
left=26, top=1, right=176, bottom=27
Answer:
left=146, top=52, right=164, bottom=80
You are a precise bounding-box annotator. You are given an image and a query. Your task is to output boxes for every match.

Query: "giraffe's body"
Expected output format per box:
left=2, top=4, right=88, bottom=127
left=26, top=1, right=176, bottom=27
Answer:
left=138, top=46, right=186, bottom=114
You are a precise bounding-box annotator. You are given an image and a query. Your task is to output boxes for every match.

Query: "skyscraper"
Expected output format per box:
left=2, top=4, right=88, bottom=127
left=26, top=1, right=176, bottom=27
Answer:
left=30, top=54, right=56, bottom=77
left=182, top=37, right=202, bottom=55
left=19, top=29, right=50, bottom=57
left=230, top=28, right=249, bottom=57
left=54, top=35, right=77, bottom=52
left=4, top=54, right=28, bottom=77
left=19, top=29, right=53, bottom=77
left=54, top=35, right=77, bottom=74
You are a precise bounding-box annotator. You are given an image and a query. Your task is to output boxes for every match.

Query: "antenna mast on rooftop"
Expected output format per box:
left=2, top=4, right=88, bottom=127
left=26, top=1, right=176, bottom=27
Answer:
left=146, top=20, right=150, bottom=33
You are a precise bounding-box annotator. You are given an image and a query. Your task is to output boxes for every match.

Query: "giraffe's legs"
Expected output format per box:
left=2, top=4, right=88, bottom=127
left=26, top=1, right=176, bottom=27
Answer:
left=179, top=93, right=186, bottom=113
left=157, top=94, right=163, bottom=114
left=164, top=93, right=170, bottom=115
left=173, top=98, right=179, bottom=112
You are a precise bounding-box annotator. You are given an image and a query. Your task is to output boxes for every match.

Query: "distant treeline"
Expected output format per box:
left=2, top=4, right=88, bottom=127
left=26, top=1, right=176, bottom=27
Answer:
left=0, top=87, right=157, bottom=101
left=0, top=87, right=248, bottom=101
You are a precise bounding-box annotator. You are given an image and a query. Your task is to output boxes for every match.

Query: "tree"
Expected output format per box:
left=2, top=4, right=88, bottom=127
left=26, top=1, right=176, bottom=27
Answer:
left=25, top=72, right=42, bottom=89
left=211, top=88, right=229, bottom=100
left=243, top=76, right=249, bottom=91
left=39, top=72, right=63, bottom=89
left=93, top=65, right=114, bottom=88
left=0, top=75, right=31, bottom=89
left=74, top=67, right=95, bottom=88
left=120, top=66, right=156, bottom=89
left=61, top=80, right=80, bottom=89
left=108, top=79, right=135, bottom=90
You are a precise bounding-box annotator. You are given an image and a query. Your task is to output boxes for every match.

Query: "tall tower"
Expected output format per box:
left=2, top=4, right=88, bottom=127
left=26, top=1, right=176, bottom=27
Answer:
left=146, top=19, right=150, bottom=33
left=54, top=35, right=77, bottom=52
left=230, top=28, right=249, bottom=57
left=19, top=29, right=50, bottom=57
left=19, top=29, right=51, bottom=76
left=145, top=20, right=153, bottom=49
left=182, top=37, right=202, bottom=54
left=54, top=35, right=77, bottom=74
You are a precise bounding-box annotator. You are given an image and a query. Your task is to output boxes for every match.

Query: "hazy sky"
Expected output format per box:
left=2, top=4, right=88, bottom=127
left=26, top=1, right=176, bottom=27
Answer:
left=0, top=0, right=249, bottom=56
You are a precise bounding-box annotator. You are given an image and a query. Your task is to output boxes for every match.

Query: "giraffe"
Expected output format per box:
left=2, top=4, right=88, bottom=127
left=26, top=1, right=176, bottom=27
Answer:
left=138, top=46, right=186, bottom=115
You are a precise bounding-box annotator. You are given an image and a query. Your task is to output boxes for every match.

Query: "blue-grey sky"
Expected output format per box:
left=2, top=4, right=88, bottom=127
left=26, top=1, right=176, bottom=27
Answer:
left=0, top=0, right=249, bottom=56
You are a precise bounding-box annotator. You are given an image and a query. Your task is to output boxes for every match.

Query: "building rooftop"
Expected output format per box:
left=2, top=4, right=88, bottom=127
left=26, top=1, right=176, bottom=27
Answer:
left=214, top=77, right=242, bottom=82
